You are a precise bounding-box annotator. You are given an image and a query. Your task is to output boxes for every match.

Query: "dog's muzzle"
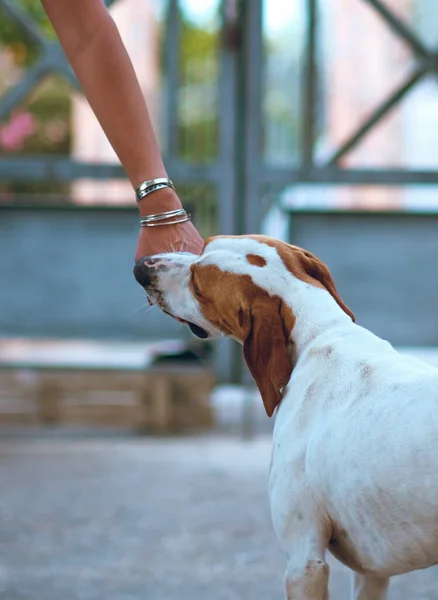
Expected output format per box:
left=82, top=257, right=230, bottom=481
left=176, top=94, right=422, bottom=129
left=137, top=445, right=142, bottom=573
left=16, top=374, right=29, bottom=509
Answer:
left=133, top=256, right=210, bottom=339
left=133, top=257, right=154, bottom=288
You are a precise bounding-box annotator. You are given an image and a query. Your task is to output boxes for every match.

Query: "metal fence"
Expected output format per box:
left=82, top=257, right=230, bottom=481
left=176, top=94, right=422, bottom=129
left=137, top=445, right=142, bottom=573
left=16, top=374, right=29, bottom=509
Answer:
left=1, top=0, right=438, bottom=382
left=3, top=1, right=438, bottom=218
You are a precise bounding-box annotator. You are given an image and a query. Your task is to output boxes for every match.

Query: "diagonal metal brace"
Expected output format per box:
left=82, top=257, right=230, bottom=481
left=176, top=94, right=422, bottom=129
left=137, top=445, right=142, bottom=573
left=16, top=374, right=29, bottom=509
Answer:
left=363, top=0, right=429, bottom=59
left=325, top=1, right=434, bottom=165
left=0, top=0, right=124, bottom=122
left=0, top=59, right=48, bottom=122
left=327, top=67, right=427, bottom=164
left=42, top=42, right=79, bottom=89
left=0, top=0, right=46, bottom=48
left=0, top=46, right=80, bottom=123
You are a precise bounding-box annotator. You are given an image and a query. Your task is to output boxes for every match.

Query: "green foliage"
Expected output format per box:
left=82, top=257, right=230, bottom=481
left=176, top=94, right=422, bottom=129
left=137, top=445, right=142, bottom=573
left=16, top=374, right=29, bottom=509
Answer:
left=0, top=0, right=56, bottom=65
left=176, top=14, right=219, bottom=164
left=0, top=0, right=220, bottom=214
left=0, top=0, right=70, bottom=155
left=1, top=76, right=71, bottom=196
left=179, top=18, right=218, bottom=82
left=178, top=184, right=217, bottom=238
left=22, top=77, right=72, bottom=155
left=0, top=2, right=70, bottom=196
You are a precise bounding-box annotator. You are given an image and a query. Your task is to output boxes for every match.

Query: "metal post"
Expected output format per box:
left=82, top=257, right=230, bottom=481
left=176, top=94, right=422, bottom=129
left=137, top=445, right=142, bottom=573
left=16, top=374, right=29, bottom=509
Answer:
left=213, top=0, right=242, bottom=383
left=301, top=0, right=318, bottom=167
left=218, top=0, right=240, bottom=237
left=240, top=0, right=263, bottom=235
left=164, top=0, right=181, bottom=160
left=232, top=0, right=264, bottom=435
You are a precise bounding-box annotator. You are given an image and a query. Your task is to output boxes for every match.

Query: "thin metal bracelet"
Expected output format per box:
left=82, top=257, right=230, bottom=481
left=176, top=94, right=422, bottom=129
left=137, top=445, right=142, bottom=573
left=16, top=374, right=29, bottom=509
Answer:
left=140, top=214, right=190, bottom=228
left=136, top=178, right=175, bottom=203
left=141, top=208, right=187, bottom=223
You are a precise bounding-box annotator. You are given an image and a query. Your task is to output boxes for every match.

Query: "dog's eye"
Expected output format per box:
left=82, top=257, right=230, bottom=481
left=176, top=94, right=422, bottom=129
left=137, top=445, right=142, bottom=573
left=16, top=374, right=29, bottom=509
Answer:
left=191, top=269, right=202, bottom=298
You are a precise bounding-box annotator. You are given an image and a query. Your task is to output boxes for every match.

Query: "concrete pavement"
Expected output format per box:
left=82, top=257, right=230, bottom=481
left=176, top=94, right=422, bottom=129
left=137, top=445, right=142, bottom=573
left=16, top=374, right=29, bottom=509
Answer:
left=1, top=431, right=437, bottom=599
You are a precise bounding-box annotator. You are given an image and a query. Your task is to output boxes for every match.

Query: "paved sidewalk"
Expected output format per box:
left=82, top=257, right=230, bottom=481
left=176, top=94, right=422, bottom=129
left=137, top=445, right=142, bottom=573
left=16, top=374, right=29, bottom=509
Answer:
left=1, top=432, right=437, bottom=599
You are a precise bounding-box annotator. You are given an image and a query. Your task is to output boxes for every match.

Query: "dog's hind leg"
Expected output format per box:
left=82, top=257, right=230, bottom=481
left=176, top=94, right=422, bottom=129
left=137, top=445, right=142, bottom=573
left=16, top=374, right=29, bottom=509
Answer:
left=285, top=557, right=329, bottom=600
left=352, top=573, right=389, bottom=600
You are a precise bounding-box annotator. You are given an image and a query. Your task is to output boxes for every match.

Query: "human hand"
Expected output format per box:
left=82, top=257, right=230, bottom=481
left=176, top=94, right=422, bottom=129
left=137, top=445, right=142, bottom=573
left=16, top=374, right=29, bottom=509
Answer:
left=135, top=188, right=204, bottom=260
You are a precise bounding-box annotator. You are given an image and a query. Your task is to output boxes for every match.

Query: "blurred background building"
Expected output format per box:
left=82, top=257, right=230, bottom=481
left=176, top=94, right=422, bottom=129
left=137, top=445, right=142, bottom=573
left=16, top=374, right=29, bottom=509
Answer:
left=4, top=4, right=438, bottom=597
left=2, top=0, right=438, bottom=207
left=71, top=0, right=161, bottom=205
left=2, top=0, right=438, bottom=418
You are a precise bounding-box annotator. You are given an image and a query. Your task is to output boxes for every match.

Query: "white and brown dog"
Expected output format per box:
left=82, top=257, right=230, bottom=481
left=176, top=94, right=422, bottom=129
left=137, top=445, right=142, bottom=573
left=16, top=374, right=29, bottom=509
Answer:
left=134, top=234, right=438, bottom=600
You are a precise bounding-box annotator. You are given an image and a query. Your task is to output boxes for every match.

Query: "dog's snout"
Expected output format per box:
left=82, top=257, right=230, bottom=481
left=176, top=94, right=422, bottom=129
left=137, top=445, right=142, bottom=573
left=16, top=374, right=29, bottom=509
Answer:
left=133, top=257, right=154, bottom=288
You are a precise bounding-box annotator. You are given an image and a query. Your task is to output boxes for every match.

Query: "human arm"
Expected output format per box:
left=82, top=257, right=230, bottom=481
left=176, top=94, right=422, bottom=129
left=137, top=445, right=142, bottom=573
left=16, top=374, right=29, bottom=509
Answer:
left=41, top=0, right=203, bottom=258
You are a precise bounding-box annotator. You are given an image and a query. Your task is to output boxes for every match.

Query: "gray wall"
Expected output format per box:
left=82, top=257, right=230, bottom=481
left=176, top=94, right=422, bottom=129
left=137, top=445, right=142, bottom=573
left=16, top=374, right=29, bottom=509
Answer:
left=0, top=207, right=189, bottom=341
left=289, top=210, right=438, bottom=346
left=2, top=206, right=437, bottom=377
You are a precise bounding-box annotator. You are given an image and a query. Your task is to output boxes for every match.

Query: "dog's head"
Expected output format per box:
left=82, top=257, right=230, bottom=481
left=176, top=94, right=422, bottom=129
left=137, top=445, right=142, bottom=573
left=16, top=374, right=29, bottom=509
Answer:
left=134, top=235, right=354, bottom=416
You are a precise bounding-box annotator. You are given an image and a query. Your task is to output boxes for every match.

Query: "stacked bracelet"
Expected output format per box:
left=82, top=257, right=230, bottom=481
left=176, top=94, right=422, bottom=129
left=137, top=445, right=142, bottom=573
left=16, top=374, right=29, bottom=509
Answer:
left=135, top=178, right=175, bottom=203
left=136, top=177, right=189, bottom=227
left=140, top=208, right=190, bottom=228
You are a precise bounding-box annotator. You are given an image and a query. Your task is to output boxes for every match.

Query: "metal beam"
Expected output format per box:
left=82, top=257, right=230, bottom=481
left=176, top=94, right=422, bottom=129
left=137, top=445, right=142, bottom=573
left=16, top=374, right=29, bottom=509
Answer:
left=42, top=43, right=80, bottom=89
left=301, top=0, right=318, bottom=166
left=0, top=59, right=48, bottom=121
left=363, top=0, right=429, bottom=59
left=215, top=0, right=244, bottom=385
left=327, top=67, right=426, bottom=165
left=263, top=166, right=438, bottom=186
left=0, top=156, right=220, bottom=182
left=0, top=2, right=81, bottom=122
left=0, top=0, right=46, bottom=47
left=164, top=0, right=181, bottom=159
left=3, top=157, right=438, bottom=187
left=241, top=0, right=263, bottom=234
left=218, top=0, right=240, bottom=236
left=0, top=45, right=80, bottom=122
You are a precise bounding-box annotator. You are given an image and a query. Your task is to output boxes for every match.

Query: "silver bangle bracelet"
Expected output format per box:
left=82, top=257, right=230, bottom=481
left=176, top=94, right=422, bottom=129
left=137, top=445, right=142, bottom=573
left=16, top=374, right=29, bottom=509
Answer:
left=140, top=208, right=190, bottom=228
left=141, top=216, right=190, bottom=227
left=141, top=208, right=186, bottom=222
left=136, top=178, right=175, bottom=203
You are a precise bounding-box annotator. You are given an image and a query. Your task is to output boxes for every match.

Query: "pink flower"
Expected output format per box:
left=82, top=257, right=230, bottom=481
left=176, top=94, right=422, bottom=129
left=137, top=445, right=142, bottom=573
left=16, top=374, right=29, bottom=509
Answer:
left=0, top=111, right=36, bottom=151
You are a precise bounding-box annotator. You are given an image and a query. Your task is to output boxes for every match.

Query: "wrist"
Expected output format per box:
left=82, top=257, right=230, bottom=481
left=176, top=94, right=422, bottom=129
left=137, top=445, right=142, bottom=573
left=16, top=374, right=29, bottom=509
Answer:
left=137, top=186, right=182, bottom=217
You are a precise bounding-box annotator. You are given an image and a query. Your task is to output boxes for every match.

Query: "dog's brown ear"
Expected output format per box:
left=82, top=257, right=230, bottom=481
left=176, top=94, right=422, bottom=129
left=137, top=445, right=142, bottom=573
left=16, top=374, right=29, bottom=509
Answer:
left=243, top=297, right=292, bottom=417
left=299, top=250, right=355, bottom=322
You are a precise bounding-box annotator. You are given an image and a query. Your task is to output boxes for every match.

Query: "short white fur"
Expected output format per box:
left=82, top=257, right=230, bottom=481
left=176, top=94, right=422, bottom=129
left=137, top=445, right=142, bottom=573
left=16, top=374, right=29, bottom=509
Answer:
left=148, top=236, right=438, bottom=600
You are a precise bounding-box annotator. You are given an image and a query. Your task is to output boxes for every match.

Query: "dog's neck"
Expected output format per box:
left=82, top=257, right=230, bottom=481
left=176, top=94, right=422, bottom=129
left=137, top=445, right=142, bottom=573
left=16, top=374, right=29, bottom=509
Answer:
left=284, top=284, right=353, bottom=356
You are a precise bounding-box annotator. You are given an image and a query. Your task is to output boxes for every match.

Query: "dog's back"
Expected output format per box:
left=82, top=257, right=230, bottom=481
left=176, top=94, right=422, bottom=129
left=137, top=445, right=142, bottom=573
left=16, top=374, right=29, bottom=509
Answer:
left=272, top=324, right=438, bottom=577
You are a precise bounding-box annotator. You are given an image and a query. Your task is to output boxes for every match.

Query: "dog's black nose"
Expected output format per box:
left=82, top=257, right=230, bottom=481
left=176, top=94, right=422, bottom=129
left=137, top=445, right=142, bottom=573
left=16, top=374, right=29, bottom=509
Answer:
left=133, top=257, right=153, bottom=287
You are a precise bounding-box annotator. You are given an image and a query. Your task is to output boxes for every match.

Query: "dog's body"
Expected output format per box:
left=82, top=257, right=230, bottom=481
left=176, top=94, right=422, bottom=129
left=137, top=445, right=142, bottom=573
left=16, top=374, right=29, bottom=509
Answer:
left=134, top=235, right=438, bottom=599
left=271, top=321, right=438, bottom=598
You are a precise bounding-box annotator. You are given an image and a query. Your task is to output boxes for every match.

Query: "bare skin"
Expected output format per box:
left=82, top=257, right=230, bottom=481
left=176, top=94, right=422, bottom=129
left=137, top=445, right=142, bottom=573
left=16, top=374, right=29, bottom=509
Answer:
left=41, top=0, right=204, bottom=260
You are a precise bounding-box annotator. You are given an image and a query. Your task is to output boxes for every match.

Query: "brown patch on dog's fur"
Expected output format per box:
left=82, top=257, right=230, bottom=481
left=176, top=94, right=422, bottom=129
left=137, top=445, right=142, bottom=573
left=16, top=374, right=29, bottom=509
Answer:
left=189, top=263, right=294, bottom=416
left=191, top=235, right=354, bottom=415
left=246, top=253, right=267, bottom=267
left=208, top=235, right=355, bottom=321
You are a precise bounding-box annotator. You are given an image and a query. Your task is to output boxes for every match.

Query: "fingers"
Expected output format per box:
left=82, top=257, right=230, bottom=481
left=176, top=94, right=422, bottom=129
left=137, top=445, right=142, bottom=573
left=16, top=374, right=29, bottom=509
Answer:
left=135, top=220, right=204, bottom=260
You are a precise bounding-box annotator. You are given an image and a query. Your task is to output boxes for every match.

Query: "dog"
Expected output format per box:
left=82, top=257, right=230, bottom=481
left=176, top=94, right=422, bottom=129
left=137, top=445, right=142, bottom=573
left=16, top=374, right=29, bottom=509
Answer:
left=134, top=234, right=438, bottom=599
